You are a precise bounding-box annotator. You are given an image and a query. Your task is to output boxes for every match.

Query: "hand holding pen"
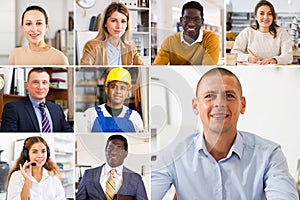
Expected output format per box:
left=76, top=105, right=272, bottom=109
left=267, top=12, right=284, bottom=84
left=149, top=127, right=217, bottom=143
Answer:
left=247, top=48, right=260, bottom=63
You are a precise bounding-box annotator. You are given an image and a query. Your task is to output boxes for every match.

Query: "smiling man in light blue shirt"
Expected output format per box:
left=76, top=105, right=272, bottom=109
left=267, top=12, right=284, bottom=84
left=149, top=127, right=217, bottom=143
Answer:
left=151, top=68, right=299, bottom=200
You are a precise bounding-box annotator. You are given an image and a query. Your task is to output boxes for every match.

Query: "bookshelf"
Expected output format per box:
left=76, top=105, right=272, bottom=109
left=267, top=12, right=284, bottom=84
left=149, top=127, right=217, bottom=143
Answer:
left=227, top=12, right=254, bottom=35
left=129, top=5, right=150, bottom=64
left=227, top=12, right=300, bottom=35
left=151, top=22, right=157, bottom=63
left=43, top=134, right=75, bottom=199
left=46, top=67, right=74, bottom=123
left=0, top=67, right=74, bottom=124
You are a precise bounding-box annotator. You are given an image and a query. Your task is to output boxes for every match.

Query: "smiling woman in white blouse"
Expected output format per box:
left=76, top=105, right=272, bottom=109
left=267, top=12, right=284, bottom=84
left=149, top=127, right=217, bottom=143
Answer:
left=6, top=136, right=65, bottom=200
left=231, top=0, right=293, bottom=65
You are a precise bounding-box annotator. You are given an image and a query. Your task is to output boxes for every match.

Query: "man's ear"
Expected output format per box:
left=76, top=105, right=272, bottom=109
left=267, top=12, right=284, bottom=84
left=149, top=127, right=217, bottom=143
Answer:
left=240, top=96, right=246, bottom=114
left=179, top=17, right=184, bottom=26
left=105, top=86, right=108, bottom=95
left=200, top=18, right=204, bottom=26
left=192, top=97, right=200, bottom=115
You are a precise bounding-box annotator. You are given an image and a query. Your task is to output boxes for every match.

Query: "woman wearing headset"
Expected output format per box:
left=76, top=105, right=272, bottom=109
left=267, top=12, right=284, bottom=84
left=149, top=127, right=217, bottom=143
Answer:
left=6, top=136, right=65, bottom=200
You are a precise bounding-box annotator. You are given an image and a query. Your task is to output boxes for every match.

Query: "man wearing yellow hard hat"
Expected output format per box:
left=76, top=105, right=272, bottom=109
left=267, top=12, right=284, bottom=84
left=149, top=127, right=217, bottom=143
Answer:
left=84, top=67, right=144, bottom=132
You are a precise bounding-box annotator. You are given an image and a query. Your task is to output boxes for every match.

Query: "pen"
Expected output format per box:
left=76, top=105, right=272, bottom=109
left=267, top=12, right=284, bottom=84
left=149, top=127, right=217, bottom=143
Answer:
left=247, top=48, right=257, bottom=57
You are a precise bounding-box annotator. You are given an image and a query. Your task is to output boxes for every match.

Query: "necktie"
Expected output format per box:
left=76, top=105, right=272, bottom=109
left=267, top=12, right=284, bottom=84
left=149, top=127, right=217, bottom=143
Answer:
left=105, top=169, right=116, bottom=200
left=38, top=102, right=51, bottom=132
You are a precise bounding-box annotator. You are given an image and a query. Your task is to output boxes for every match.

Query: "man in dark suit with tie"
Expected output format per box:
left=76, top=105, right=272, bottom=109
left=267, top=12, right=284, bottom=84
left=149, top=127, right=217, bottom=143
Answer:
left=0, top=67, right=73, bottom=132
left=76, top=135, right=148, bottom=200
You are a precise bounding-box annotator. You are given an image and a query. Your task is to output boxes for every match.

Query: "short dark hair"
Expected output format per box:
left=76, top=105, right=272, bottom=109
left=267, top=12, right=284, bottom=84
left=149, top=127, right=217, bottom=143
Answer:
left=196, top=67, right=243, bottom=97
left=182, top=1, right=204, bottom=19
left=21, top=5, right=48, bottom=25
left=27, top=67, right=50, bottom=81
left=106, top=135, right=128, bottom=151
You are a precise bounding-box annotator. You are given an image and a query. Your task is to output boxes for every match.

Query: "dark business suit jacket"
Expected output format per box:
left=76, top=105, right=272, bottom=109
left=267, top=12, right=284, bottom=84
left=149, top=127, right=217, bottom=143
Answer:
left=0, top=96, right=73, bottom=132
left=76, top=164, right=148, bottom=200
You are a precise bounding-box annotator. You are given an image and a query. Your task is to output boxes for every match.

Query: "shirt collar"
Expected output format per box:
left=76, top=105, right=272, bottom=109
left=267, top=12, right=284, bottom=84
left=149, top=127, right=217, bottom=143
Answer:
left=229, top=131, right=243, bottom=159
left=30, top=167, right=49, bottom=183
left=107, top=40, right=122, bottom=51
left=180, top=30, right=203, bottom=46
left=28, top=95, right=45, bottom=108
left=104, top=163, right=123, bottom=176
left=196, top=131, right=243, bottom=159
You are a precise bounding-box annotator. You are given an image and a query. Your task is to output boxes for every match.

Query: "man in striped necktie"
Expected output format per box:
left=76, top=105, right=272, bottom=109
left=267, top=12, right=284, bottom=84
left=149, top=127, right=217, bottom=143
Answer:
left=76, top=135, right=148, bottom=200
left=1, top=67, right=73, bottom=132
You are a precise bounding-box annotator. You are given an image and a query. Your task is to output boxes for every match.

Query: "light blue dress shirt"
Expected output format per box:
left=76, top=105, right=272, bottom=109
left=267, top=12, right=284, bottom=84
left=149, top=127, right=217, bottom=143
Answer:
left=151, top=131, right=298, bottom=200
left=29, top=95, right=53, bottom=132
left=107, top=40, right=122, bottom=65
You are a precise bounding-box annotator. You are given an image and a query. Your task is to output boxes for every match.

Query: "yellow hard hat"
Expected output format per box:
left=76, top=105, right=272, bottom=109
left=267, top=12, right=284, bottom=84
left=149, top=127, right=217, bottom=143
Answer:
left=105, top=67, right=132, bottom=89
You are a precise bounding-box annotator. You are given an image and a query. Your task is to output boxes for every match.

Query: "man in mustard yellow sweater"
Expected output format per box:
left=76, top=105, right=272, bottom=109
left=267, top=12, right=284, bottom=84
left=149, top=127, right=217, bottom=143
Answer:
left=153, top=1, right=220, bottom=65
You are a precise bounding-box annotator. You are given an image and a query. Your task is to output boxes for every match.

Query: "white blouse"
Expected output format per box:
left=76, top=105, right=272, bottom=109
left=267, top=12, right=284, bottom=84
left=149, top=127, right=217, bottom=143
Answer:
left=7, top=168, right=65, bottom=200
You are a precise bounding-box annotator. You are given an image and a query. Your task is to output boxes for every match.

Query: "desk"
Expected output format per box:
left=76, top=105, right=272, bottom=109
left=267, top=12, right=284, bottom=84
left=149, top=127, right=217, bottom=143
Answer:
left=226, top=41, right=235, bottom=53
left=293, top=50, right=300, bottom=58
left=236, top=62, right=299, bottom=66
left=293, top=50, right=300, bottom=64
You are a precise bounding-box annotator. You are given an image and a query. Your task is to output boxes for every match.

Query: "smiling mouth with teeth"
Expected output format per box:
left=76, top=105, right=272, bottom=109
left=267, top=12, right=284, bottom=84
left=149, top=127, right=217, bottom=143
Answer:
left=210, top=114, right=229, bottom=118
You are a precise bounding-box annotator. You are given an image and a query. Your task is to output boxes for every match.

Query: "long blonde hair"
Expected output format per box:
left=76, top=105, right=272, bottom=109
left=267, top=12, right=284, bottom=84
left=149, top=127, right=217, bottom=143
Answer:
left=6, top=136, right=61, bottom=193
left=96, top=2, right=131, bottom=43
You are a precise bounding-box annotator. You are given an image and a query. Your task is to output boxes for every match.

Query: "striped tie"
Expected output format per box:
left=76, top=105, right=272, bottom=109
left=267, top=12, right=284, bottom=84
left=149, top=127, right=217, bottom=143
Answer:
left=105, top=169, right=116, bottom=200
left=38, top=102, right=51, bottom=132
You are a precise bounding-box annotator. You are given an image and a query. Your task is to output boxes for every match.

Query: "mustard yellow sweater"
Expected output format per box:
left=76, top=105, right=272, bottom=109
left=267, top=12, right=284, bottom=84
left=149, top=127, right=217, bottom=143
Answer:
left=153, top=30, right=220, bottom=65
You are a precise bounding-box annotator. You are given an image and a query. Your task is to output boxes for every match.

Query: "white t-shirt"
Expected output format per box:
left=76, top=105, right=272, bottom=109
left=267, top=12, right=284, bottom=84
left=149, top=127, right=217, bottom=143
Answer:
left=84, top=104, right=144, bottom=132
left=7, top=168, right=65, bottom=200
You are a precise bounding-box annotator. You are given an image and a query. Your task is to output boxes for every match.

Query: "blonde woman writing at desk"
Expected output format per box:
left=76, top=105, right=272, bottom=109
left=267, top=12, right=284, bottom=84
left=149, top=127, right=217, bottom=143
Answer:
left=9, top=6, right=69, bottom=65
left=80, top=2, right=144, bottom=65
left=231, top=0, right=293, bottom=65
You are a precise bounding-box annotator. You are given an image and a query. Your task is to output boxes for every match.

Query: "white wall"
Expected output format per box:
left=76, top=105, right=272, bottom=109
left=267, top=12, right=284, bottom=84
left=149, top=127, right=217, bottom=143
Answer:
left=151, top=67, right=201, bottom=151
left=76, top=0, right=111, bottom=31
left=151, top=66, right=300, bottom=177
left=0, top=0, right=15, bottom=56
left=16, top=0, right=72, bottom=46
left=232, top=67, right=300, bottom=176
left=0, top=134, right=35, bottom=165
left=228, top=0, right=300, bottom=12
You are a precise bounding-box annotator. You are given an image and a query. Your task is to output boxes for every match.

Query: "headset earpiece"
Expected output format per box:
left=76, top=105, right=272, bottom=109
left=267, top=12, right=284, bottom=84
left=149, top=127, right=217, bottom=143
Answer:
left=21, top=138, right=30, bottom=161
left=21, top=146, right=29, bottom=161
left=21, top=137, right=51, bottom=162
left=46, top=147, right=50, bottom=161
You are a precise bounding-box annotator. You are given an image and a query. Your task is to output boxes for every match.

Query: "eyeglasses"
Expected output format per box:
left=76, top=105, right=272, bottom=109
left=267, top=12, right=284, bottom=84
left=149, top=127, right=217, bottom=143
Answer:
left=181, top=16, right=202, bottom=24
